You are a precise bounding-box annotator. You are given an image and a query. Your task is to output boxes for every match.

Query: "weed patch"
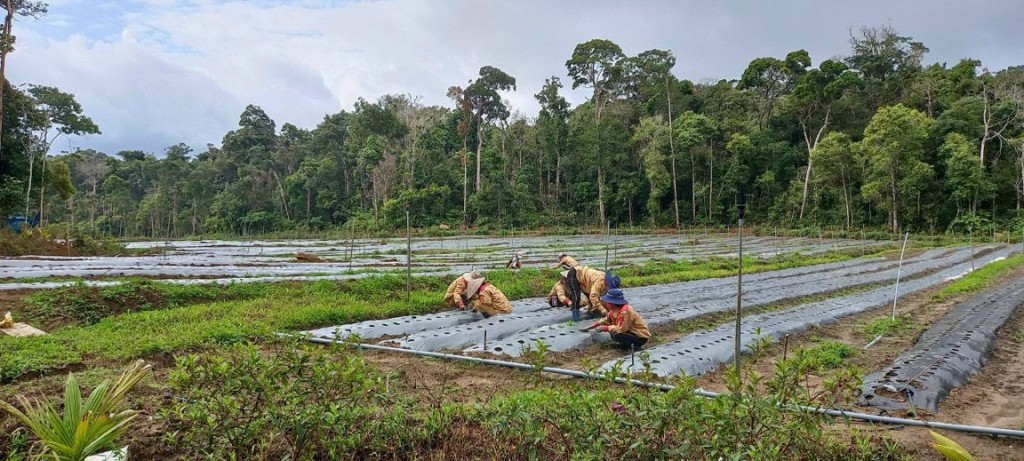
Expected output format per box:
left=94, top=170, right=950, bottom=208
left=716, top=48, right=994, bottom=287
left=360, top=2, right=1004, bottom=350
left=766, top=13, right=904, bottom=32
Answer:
left=934, top=253, right=1024, bottom=301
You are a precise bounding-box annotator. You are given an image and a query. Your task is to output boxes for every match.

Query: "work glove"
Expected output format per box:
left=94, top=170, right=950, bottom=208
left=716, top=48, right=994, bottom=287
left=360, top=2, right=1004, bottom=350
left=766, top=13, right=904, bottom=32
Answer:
left=601, top=326, right=611, bottom=332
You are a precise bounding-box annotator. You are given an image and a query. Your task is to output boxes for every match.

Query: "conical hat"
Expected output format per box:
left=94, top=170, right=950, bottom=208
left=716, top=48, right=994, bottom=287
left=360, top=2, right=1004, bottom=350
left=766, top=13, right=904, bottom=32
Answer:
left=465, top=276, right=486, bottom=299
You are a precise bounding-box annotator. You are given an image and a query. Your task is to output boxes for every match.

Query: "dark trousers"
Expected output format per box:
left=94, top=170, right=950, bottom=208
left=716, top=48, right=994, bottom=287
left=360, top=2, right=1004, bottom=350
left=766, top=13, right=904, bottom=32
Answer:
left=610, top=332, right=648, bottom=351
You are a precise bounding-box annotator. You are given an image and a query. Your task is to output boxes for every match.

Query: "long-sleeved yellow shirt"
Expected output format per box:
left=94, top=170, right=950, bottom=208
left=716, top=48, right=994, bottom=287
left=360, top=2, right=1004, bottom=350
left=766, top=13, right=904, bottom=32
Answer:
left=556, top=255, right=580, bottom=269
left=574, top=265, right=608, bottom=313
left=444, top=276, right=468, bottom=308
left=547, top=279, right=590, bottom=307
left=471, top=283, right=513, bottom=316
left=592, top=304, right=651, bottom=339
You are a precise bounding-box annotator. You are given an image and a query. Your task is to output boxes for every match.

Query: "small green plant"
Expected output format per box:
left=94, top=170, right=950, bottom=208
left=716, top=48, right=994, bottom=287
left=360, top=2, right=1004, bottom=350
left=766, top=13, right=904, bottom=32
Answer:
left=792, top=341, right=856, bottom=371
left=865, top=316, right=905, bottom=337
left=930, top=431, right=977, bottom=461
left=0, top=360, right=151, bottom=461
left=521, top=339, right=550, bottom=372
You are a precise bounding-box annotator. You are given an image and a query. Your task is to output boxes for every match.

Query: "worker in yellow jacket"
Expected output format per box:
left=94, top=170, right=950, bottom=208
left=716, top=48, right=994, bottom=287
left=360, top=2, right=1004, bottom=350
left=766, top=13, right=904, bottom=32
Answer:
left=555, top=253, right=579, bottom=270
left=547, top=270, right=591, bottom=309
left=573, top=265, right=610, bottom=318
left=444, top=271, right=512, bottom=317
left=581, top=288, right=651, bottom=351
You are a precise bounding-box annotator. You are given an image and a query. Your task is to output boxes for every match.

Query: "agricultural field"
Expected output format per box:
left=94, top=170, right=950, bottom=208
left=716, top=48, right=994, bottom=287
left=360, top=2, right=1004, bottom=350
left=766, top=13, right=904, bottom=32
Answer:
left=2, top=233, right=1023, bottom=460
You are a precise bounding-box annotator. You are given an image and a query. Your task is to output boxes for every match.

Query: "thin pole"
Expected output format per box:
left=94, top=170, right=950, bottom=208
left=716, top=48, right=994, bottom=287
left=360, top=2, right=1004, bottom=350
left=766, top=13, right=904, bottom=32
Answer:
left=406, top=210, right=411, bottom=303
left=969, top=228, right=975, bottom=272
left=605, top=221, right=610, bottom=270
left=735, top=209, right=745, bottom=377
left=891, top=231, right=910, bottom=321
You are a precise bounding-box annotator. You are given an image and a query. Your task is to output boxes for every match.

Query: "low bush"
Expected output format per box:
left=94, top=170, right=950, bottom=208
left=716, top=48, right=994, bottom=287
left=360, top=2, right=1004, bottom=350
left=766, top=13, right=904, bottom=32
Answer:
left=158, top=340, right=908, bottom=460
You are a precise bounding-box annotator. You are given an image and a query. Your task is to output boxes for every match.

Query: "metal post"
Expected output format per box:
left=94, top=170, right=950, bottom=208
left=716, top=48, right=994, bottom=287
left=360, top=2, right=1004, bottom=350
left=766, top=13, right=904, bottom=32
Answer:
left=735, top=200, right=747, bottom=377
left=890, top=231, right=910, bottom=321
left=969, top=227, right=975, bottom=272
left=605, top=221, right=611, bottom=270
left=406, top=210, right=411, bottom=303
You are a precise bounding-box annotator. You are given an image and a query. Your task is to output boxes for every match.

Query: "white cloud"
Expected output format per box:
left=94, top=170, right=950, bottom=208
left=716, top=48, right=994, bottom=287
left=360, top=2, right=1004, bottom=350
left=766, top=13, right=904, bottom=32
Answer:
left=5, top=0, right=1023, bottom=155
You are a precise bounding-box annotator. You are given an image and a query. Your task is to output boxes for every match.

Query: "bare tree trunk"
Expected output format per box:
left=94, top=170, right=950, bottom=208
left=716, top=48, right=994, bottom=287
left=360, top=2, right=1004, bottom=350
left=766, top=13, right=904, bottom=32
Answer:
left=667, top=76, right=679, bottom=229
left=890, top=168, right=899, bottom=233
left=38, top=153, right=46, bottom=225
left=475, top=123, right=483, bottom=193
left=0, top=2, right=15, bottom=162
left=690, top=149, right=696, bottom=222
left=842, top=172, right=851, bottom=228
left=271, top=170, right=290, bottom=219
left=799, top=108, right=831, bottom=220
left=24, top=151, right=34, bottom=215
left=598, top=165, right=606, bottom=229
left=708, top=144, right=714, bottom=222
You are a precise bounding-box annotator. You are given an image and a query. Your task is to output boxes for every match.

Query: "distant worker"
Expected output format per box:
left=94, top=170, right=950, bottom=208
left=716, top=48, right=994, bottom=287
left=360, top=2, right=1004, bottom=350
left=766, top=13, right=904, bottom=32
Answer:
left=572, top=265, right=612, bottom=318
left=555, top=253, right=579, bottom=270
left=444, top=271, right=512, bottom=318
left=547, top=270, right=590, bottom=310
left=580, top=288, right=651, bottom=351
left=505, top=250, right=524, bottom=269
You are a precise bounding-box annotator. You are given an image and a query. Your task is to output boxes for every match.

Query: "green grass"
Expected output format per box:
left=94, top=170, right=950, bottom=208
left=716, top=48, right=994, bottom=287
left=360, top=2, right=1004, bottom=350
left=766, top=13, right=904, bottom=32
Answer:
left=933, top=253, right=1024, bottom=301
left=864, top=316, right=906, bottom=337
left=0, top=249, right=878, bottom=383
left=793, top=341, right=856, bottom=371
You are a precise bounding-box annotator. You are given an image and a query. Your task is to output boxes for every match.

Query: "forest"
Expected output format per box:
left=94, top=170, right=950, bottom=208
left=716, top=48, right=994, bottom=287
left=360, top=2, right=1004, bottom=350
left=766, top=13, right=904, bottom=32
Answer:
left=1, top=25, right=1023, bottom=237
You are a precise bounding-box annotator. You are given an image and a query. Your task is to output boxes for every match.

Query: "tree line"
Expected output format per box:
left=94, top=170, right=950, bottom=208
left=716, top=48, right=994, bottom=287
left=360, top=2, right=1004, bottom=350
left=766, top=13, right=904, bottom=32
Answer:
left=1, top=24, right=1023, bottom=237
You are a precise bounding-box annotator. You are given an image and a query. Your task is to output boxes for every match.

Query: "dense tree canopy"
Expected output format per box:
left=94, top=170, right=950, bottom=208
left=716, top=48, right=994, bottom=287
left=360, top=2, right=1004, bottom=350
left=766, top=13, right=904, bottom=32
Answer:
left=2, top=26, right=1024, bottom=237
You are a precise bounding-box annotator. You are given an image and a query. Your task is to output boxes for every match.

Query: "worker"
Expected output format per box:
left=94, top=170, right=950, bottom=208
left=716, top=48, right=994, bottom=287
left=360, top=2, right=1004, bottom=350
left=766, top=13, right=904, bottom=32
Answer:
left=554, top=253, right=579, bottom=270
left=505, top=250, right=524, bottom=269
left=547, top=270, right=590, bottom=309
left=445, top=271, right=512, bottom=317
left=444, top=271, right=481, bottom=309
left=580, top=288, right=651, bottom=351
left=572, top=265, right=610, bottom=318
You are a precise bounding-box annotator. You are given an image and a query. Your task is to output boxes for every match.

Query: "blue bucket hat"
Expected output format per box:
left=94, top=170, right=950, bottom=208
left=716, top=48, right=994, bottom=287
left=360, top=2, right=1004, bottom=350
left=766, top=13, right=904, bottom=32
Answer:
left=604, top=272, right=621, bottom=290
left=600, top=288, right=627, bottom=305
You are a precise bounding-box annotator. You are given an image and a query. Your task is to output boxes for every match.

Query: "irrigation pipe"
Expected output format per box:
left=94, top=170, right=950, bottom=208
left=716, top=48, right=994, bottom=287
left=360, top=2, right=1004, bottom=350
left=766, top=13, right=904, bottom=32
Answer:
left=293, top=334, right=1024, bottom=439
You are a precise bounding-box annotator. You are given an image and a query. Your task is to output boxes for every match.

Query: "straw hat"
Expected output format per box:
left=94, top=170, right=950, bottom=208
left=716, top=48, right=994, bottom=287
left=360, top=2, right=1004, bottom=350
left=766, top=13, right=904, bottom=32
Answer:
left=465, top=276, right=486, bottom=299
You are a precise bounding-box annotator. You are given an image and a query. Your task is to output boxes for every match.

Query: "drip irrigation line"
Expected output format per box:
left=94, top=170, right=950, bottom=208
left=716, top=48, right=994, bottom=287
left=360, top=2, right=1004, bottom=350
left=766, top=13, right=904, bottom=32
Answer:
left=291, top=334, right=1024, bottom=439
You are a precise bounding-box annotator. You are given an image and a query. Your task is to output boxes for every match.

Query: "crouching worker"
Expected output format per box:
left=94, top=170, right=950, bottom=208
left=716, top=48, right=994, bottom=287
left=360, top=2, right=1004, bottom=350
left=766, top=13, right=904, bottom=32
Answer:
left=580, top=288, right=651, bottom=351
left=547, top=270, right=591, bottom=310
left=444, top=271, right=512, bottom=318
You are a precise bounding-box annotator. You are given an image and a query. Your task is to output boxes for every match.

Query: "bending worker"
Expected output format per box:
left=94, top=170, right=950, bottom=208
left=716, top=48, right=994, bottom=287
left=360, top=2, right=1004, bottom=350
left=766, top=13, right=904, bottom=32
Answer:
left=444, top=271, right=512, bottom=318
left=555, top=252, right=579, bottom=270
left=571, top=265, right=612, bottom=318
left=547, top=270, right=590, bottom=310
left=581, top=288, right=651, bottom=351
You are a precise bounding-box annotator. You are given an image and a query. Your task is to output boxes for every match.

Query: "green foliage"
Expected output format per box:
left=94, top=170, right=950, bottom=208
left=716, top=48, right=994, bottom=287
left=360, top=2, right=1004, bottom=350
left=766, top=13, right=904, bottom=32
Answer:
left=865, top=316, right=906, bottom=337
left=0, top=360, right=150, bottom=461
left=934, top=252, right=1024, bottom=300
left=481, top=359, right=899, bottom=460
left=24, top=280, right=271, bottom=327
left=790, top=341, right=857, bottom=371
left=0, top=336, right=81, bottom=383
left=164, top=340, right=430, bottom=460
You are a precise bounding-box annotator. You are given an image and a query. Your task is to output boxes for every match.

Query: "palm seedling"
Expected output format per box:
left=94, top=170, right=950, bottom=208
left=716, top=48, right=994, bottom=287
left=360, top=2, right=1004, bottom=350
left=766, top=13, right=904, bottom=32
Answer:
left=0, top=360, right=152, bottom=461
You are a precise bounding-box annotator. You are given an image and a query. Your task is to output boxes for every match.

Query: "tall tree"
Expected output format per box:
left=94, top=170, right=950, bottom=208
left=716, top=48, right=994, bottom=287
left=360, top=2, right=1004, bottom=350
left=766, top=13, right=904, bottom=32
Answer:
left=846, top=25, right=928, bottom=112
left=628, top=49, right=681, bottom=227
left=738, top=50, right=810, bottom=129
left=789, top=58, right=862, bottom=219
left=810, top=132, right=858, bottom=226
left=860, top=104, right=933, bottom=232
left=464, top=66, right=516, bottom=194
left=566, top=38, right=627, bottom=227
left=0, top=0, right=46, bottom=161
left=535, top=76, right=570, bottom=201
left=24, top=85, right=99, bottom=222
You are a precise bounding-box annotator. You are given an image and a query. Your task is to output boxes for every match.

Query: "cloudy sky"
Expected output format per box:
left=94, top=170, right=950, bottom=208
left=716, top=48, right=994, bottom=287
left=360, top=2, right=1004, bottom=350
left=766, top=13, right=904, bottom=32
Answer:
left=9, top=0, right=1023, bottom=156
